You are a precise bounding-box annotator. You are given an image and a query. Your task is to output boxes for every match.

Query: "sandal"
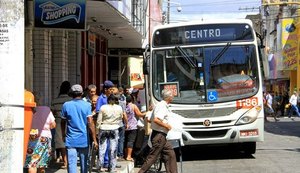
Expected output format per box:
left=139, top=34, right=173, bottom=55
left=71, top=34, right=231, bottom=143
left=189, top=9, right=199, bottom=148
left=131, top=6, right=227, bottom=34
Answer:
left=61, top=165, right=67, bottom=169
left=125, top=158, right=134, bottom=162
left=97, top=168, right=106, bottom=172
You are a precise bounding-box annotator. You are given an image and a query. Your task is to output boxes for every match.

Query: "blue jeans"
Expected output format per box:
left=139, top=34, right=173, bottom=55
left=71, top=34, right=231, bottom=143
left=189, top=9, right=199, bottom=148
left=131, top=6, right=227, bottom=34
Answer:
left=66, top=147, right=89, bottom=173
left=118, top=126, right=125, bottom=158
left=98, top=129, right=119, bottom=171
left=289, top=104, right=300, bottom=117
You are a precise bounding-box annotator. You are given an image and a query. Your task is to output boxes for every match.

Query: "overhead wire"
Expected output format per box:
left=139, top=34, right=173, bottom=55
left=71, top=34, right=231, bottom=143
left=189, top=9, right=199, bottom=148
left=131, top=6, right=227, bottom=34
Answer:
left=174, top=0, right=260, bottom=7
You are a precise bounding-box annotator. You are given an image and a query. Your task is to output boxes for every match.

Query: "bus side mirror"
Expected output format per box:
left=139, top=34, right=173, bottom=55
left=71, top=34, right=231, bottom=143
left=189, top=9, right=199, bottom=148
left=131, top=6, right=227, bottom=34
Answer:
left=143, top=45, right=150, bottom=75
left=143, top=55, right=150, bottom=75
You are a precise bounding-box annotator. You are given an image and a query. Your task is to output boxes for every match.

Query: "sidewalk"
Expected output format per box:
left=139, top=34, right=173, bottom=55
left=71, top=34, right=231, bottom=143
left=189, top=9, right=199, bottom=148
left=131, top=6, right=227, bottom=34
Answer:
left=46, top=160, right=135, bottom=173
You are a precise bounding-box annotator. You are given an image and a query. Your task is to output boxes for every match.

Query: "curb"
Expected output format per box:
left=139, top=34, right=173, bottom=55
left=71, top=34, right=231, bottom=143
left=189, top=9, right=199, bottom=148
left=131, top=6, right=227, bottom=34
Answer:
left=46, top=160, right=135, bottom=173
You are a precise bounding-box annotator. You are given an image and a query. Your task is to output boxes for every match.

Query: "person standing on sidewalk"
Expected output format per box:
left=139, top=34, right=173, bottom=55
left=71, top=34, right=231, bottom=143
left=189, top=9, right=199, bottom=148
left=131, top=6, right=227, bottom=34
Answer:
left=96, top=94, right=124, bottom=172
left=265, top=91, right=278, bottom=121
left=138, top=89, right=178, bottom=173
left=124, top=95, right=146, bottom=162
left=116, top=86, right=128, bottom=161
left=83, top=84, right=98, bottom=104
left=288, top=91, right=300, bottom=119
left=95, top=80, right=114, bottom=112
left=51, top=81, right=71, bottom=169
left=95, top=80, right=115, bottom=168
left=61, top=84, right=98, bottom=173
left=24, top=94, right=56, bottom=173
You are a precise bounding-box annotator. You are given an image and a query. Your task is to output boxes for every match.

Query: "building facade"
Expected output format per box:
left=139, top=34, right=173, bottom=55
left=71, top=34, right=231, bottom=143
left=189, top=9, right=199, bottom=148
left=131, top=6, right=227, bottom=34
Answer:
left=262, top=0, right=300, bottom=95
left=24, top=0, right=154, bottom=106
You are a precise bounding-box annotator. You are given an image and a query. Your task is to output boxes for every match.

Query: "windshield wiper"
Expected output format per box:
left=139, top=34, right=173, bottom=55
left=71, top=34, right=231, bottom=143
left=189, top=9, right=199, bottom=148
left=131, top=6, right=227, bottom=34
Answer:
left=175, top=46, right=197, bottom=68
left=211, top=42, right=232, bottom=65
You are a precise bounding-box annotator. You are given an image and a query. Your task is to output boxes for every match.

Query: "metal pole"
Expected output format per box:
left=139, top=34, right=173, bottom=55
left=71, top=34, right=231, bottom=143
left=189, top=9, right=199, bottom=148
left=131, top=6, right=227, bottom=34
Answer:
left=167, top=0, right=170, bottom=24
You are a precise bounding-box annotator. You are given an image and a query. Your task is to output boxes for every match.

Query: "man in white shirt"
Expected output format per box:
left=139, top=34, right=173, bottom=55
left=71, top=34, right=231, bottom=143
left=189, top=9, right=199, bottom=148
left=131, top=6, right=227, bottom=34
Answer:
left=265, top=91, right=278, bottom=121
left=288, top=91, right=300, bottom=118
left=138, top=89, right=178, bottom=173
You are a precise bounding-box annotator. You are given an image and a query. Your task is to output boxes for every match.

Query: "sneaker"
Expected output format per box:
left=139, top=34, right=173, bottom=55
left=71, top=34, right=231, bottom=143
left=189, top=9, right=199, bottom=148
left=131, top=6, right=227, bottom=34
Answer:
left=116, top=164, right=121, bottom=168
left=107, top=169, right=117, bottom=173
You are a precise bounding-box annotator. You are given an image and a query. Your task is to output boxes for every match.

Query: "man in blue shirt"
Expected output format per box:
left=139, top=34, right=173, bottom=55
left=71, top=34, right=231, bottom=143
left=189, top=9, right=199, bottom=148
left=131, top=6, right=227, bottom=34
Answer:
left=95, top=80, right=114, bottom=112
left=61, top=84, right=98, bottom=173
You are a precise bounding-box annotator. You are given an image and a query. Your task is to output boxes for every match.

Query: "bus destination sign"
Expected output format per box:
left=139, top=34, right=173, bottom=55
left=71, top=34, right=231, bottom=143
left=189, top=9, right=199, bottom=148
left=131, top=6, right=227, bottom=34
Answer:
left=153, top=24, right=254, bottom=47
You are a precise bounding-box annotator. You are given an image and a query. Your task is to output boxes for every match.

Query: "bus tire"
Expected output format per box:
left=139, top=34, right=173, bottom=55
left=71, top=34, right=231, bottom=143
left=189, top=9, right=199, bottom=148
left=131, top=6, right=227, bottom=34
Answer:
left=242, top=142, right=256, bottom=155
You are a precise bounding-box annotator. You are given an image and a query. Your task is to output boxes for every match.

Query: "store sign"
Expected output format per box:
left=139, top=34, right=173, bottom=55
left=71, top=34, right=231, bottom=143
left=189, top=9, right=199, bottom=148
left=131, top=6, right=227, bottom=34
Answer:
left=34, top=0, right=86, bottom=30
left=159, top=82, right=179, bottom=97
left=88, top=32, right=96, bottom=56
left=281, top=18, right=298, bottom=70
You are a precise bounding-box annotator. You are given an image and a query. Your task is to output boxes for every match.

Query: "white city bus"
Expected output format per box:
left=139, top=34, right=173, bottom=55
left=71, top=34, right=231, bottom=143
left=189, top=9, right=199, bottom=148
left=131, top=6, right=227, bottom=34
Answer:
left=143, top=19, right=264, bottom=154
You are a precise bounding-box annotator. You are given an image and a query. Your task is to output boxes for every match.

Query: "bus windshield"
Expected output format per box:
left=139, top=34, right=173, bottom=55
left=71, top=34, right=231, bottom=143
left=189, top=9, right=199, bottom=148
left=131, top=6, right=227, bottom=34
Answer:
left=152, top=45, right=259, bottom=104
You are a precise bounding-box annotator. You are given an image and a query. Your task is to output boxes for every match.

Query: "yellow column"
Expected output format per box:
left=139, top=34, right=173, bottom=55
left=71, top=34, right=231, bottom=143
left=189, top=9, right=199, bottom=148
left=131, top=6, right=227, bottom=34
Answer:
left=297, top=61, right=300, bottom=93
left=296, top=8, right=300, bottom=93
left=290, top=70, right=297, bottom=94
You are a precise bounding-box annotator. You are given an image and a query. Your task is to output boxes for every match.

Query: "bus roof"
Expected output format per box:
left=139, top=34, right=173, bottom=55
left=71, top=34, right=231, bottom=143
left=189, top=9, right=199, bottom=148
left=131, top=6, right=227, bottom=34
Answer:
left=151, top=19, right=255, bottom=47
left=152, top=19, right=253, bottom=32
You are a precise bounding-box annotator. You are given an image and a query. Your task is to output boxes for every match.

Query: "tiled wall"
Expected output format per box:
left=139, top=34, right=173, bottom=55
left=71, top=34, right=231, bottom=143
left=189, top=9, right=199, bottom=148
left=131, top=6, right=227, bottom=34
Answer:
left=68, top=31, right=79, bottom=85
left=28, top=29, right=80, bottom=106
left=32, top=29, right=52, bottom=106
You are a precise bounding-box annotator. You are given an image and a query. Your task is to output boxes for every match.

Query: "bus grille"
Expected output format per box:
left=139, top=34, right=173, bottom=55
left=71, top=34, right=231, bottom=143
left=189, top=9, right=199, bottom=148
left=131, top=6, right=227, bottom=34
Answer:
left=188, top=129, right=228, bottom=138
left=172, top=107, right=237, bottom=118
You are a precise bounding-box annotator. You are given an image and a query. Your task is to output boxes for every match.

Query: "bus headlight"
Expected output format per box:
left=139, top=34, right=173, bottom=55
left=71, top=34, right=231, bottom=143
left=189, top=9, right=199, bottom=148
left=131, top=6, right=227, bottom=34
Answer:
left=236, top=105, right=262, bottom=125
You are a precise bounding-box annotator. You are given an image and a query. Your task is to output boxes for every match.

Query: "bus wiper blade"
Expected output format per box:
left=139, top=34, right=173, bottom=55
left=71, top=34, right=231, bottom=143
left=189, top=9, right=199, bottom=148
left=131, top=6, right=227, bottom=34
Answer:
left=175, top=46, right=197, bottom=68
left=211, top=42, right=232, bottom=65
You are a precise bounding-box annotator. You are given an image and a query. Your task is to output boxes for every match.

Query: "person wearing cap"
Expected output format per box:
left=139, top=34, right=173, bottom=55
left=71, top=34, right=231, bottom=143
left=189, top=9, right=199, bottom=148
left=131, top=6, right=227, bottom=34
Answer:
left=61, top=84, right=98, bottom=173
left=95, top=80, right=114, bottom=113
left=288, top=91, right=300, bottom=119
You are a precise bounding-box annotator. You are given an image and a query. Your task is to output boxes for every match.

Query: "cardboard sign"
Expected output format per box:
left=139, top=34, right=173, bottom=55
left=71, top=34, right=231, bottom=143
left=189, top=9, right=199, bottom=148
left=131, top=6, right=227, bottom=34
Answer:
left=159, top=82, right=179, bottom=97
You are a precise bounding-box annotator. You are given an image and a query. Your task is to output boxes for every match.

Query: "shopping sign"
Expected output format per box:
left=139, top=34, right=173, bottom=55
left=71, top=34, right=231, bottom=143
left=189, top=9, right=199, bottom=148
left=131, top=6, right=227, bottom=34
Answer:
left=34, top=0, right=86, bottom=30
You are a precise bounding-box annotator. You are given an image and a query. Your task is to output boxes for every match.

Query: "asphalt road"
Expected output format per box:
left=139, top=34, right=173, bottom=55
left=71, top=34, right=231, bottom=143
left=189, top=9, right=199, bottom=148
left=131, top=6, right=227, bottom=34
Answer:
left=134, top=116, right=300, bottom=173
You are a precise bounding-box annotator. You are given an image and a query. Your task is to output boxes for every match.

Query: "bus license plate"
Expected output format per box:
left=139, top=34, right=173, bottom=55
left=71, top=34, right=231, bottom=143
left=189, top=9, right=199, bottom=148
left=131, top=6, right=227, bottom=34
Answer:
left=240, top=129, right=258, bottom=137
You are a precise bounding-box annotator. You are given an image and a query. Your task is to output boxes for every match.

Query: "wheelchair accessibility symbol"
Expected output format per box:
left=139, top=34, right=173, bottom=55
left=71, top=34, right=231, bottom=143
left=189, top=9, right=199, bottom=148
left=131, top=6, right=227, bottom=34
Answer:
left=207, top=91, right=218, bottom=102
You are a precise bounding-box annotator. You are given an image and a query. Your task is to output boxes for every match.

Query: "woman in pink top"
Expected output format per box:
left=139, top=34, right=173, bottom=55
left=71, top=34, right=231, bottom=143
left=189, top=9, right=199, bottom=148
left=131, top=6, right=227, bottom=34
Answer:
left=24, top=105, right=56, bottom=173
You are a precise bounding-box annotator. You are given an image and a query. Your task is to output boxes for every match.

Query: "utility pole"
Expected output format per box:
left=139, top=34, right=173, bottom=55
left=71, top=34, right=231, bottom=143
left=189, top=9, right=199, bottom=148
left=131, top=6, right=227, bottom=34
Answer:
left=164, top=0, right=181, bottom=24
left=167, top=0, right=170, bottom=24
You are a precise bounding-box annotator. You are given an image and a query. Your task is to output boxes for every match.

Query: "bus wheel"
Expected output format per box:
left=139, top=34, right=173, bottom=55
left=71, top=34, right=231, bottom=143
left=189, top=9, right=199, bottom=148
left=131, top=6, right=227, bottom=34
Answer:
left=242, top=142, right=256, bottom=155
